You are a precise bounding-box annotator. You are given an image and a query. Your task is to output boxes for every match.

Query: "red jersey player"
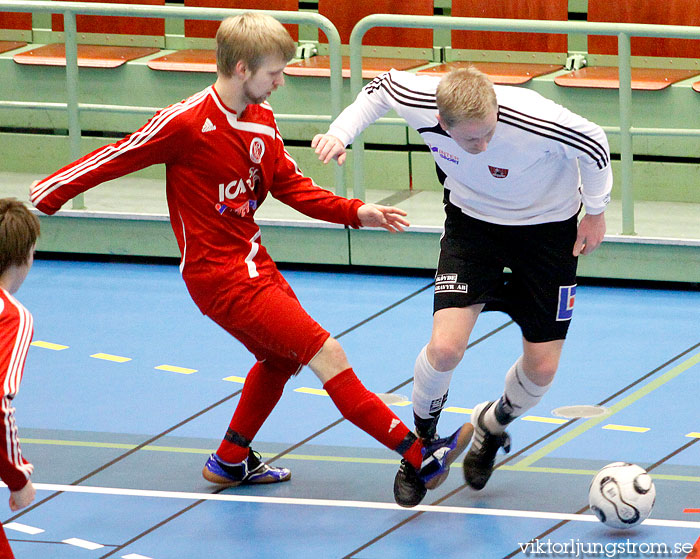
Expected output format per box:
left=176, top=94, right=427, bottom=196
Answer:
left=30, top=13, right=472, bottom=505
left=0, top=198, right=40, bottom=558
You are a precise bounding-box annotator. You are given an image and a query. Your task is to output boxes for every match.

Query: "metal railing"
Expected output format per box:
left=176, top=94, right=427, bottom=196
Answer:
left=1, top=4, right=699, bottom=235
left=0, top=0, right=345, bottom=206
left=350, top=15, right=700, bottom=235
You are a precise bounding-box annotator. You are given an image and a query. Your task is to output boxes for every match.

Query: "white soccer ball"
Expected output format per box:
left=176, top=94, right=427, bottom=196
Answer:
left=588, top=462, right=656, bottom=529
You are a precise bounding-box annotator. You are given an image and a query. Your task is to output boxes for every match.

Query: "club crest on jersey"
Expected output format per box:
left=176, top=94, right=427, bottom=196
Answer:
left=488, top=165, right=509, bottom=179
left=249, top=137, right=265, bottom=164
left=556, top=284, right=577, bottom=321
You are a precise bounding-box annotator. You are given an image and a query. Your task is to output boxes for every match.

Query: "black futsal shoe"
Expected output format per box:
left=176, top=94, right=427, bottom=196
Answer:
left=462, top=401, right=511, bottom=490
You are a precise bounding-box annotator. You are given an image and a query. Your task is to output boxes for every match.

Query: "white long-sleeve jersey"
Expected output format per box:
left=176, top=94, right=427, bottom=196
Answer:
left=328, top=70, right=613, bottom=225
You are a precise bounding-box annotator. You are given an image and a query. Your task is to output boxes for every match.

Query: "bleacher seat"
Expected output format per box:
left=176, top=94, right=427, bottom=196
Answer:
left=555, top=0, right=700, bottom=90
left=284, top=0, right=434, bottom=80
left=694, top=81, right=700, bottom=93
left=148, top=0, right=297, bottom=73
left=417, top=0, right=567, bottom=85
left=13, top=0, right=164, bottom=69
left=0, top=12, right=31, bottom=53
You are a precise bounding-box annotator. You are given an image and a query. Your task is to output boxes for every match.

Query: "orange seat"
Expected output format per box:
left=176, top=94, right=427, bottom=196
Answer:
left=0, top=12, right=31, bottom=52
left=555, top=0, right=700, bottom=90
left=419, top=0, right=566, bottom=84
left=0, top=41, right=27, bottom=53
left=694, top=81, right=700, bottom=93
left=13, top=0, right=163, bottom=68
left=417, top=61, right=564, bottom=86
left=284, top=0, right=434, bottom=79
left=148, top=0, right=297, bottom=73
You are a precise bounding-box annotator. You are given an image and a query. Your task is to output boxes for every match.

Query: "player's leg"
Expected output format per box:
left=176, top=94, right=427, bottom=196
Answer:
left=412, top=305, right=482, bottom=441
left=464, top=214, right=579, bottom=490
left=414, top=202, right=502, bottom=441
left=203, top=355, right=296, bottom=486
left=200, top=273, right=316, bottom=487
left=309, top=337, right=473, bottom=508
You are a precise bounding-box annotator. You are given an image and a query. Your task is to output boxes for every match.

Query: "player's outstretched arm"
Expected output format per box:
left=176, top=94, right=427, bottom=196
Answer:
left=312, top=134, right=347, bottom=165
left=357, top=204, right=409, bottom=233
left=573, top=212, right=606, bottom=256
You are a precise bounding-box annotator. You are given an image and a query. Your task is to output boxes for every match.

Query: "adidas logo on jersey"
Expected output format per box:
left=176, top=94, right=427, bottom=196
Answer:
left=201, top=118, right=216, bottom=133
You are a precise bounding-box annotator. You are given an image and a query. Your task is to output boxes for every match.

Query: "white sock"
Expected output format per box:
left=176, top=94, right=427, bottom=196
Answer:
left=412, top=345, right=454, bottom=421
left=483, top=357, right=552, bottom=434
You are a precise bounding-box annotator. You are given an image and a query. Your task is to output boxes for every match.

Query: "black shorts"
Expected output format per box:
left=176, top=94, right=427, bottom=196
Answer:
left=434, top=201, right=579, bottom=343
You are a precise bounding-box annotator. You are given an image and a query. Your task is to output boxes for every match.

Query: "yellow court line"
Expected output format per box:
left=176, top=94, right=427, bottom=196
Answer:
left=18, top=438, right=700, bottom=483
left=223, top=375, right=246, bottom=383
left=31, top=341, right=69, bottom=351
left=90, top=353, right=131, bottom=363
left=513, top=350, right=700, bottom=470
left=294, top=387, right=328, bottom=396
left=603, top=424, right=650, bottom=433
left=521, top=416, right=569, bottom=425
left=155, top=364, right=197, bottom=375
left=443, top=406, right=473, bottom=415
left=390, top=400, right=413, bottom=407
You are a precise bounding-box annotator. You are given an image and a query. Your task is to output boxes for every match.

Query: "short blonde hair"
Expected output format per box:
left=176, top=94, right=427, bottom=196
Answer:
left=0, top=198, right=40, bottom=277
left=436, top=67, right=497, bottom=128
left=216, top=12, right=296, bottom=77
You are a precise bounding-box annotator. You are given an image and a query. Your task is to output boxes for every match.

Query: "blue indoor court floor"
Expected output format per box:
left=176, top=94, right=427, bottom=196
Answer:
left=3, top=259, right=700, bottom=559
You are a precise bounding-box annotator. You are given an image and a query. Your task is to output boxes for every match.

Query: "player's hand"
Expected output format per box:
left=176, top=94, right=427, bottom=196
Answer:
left=312, top=134, right=346, bottom=165
left=9, top=480, right=35, bottom=511
left=357, top=204, right=409, bottom=233
left=574, top=212, right=606, bottom=256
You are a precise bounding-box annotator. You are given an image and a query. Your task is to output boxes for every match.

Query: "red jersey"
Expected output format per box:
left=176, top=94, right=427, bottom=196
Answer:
left=0, top=288, right=34, bottom=492
left=31, top=86, right=363, bottom=311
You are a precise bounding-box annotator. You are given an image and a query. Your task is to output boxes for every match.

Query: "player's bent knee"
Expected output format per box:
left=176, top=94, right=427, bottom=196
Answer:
left=427, top=340, right=464, bottom=372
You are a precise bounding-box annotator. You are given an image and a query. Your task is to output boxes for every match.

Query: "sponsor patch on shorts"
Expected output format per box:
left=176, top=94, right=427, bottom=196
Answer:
left=435, top=273, right=468, bottom=294
left=556, top=284, right=576, bottom=321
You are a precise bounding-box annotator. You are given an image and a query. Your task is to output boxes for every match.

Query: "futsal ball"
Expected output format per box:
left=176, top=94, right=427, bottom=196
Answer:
left=588, top=462, right=656, bottom=529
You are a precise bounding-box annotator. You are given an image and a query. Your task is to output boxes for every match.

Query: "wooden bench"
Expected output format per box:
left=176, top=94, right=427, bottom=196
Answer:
left=284, top=0, right=434, bottom=80
left=148, top=0, right=297, bottom=73
left=417, top=0, right=567, bottom=85
left=0, top=12, right=32, bottom=52
left=555, top=0, right=700, bottom=90
left=13, top=0, right=164, bottom=69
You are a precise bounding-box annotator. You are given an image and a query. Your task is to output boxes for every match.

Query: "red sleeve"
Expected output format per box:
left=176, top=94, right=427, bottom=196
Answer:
left=30, top=103, right=187, bottom=215
left=0, top=295, right=33, bottom=491
left=270, top=131, right=364, bottom=228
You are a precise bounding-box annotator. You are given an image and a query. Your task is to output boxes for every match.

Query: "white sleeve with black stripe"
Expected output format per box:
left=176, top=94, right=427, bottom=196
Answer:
left=327, top=70, right=441, bottom=146
left=496, top=88, right=612, bottom=217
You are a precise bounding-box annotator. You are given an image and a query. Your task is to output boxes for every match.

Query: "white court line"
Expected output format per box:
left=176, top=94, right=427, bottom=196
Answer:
left=4, top=522, right=44, bottom=535
left=62, top=537, right=104, bottom=550
left=28, top=482, right=700, bottom=530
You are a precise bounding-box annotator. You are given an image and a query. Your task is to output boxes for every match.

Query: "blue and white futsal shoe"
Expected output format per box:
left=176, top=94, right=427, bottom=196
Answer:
left=393, top=422, right=473, bottom=508
left=203, top=450, right=291, bottom=486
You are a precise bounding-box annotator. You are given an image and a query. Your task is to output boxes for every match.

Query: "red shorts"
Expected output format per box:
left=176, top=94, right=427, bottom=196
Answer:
left=201, top=259, right=330, bottom=376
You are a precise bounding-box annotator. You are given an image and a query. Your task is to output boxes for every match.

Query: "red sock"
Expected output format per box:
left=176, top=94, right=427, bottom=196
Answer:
left=216, top=361, right=290, bottom=463
left=323, top=368, right=423, bottom=469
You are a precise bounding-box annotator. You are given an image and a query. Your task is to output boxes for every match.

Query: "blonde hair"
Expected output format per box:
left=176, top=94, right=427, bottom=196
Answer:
left=0, top=198, right=40, bottom=277
left=436, top=67, right=497, bottom=128
left=216, top=12, right=296, bottom=77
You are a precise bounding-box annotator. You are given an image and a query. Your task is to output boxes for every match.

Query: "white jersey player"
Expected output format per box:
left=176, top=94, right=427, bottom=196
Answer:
left=313, top=67, right=612, bottom=506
